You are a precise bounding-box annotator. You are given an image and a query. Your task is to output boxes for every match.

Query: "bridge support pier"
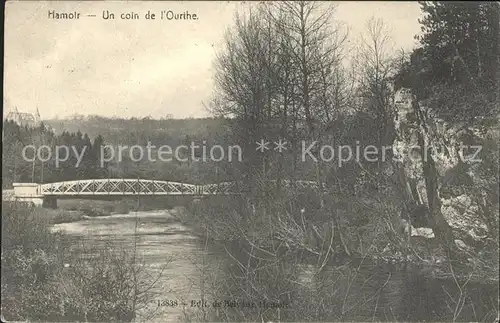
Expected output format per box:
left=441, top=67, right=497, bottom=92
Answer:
left=13, top=183, right=58, bottom=208
left=43, top=196, right=58, bottom=209
left=13, top=183, right=44, bottom=207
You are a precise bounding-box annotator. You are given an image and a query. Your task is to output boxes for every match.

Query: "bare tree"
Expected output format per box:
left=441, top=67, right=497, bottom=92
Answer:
left=355, top=17, right=397, bottom=148
left=211, top=6, right=279, bottom=195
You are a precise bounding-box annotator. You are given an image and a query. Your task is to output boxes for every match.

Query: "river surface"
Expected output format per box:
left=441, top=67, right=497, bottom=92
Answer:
left=52, top=210, right=499, bottom=322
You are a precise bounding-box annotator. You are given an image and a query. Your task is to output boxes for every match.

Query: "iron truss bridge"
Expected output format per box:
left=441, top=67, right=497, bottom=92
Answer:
left=38, top=179, right=321, bottom=196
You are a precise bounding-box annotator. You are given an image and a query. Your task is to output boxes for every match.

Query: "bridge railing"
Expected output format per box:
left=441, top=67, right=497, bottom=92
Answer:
left=34, top=178, right=323, bottom=196
left=39, top=179, right=199, bottom=196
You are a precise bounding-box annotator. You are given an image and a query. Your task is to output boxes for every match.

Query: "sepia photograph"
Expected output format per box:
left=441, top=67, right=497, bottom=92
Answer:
left=2, top=1, right=499, bottom=322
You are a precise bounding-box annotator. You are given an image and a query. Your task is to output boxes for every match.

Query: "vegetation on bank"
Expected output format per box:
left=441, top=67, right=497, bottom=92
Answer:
left=1, top=203, right=165, bottom=321
left=179, top=191, right=499, bottom=322
left=57, top=196, right=188, bottom=218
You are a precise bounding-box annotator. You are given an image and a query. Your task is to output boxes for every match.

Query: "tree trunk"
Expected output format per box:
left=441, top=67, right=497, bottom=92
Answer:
left=413, top=100, right=454, bottom=246
left=391, top=160, right=415, bottom=208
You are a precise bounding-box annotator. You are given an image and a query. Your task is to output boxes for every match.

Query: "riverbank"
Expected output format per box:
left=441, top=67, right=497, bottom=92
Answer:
left=2, top=196, right=180, bottom=224
left=175, top=196, right=499, bottom=289
left=1, top=203, right=170, bottom=322
left=34, top=197, right=174, bottom=224
left=167, top=202, right=499, bottom=322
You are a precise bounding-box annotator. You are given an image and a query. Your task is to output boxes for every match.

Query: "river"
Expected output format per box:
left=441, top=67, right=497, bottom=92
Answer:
left=52, top=210, right=498, bottom=322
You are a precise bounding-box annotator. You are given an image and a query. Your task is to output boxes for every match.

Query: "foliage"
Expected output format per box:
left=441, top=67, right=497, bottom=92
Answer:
left=2, top=120, right=108, bottom=187
left=1, top=204, right=165, bottom=321
left=417, top=2, right=498, bottom=86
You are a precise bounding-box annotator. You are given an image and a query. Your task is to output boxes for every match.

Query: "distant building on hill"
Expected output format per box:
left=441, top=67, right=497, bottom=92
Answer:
left=5, top=107, right=41, bottom=127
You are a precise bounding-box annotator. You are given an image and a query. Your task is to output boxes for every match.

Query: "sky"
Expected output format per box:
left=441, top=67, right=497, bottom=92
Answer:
left=4, top=1, right=423, bottom=120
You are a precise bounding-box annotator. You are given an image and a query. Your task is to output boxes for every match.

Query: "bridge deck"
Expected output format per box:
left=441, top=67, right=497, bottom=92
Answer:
left=13, top=179, right=320, bottom=197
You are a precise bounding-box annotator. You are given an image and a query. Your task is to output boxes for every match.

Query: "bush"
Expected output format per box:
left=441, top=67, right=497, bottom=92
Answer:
left=1, top=203, right=165, bottom=321
left=1, top=203, right=65, bottom=320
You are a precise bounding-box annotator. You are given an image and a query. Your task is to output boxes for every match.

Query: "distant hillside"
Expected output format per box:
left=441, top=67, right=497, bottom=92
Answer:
left=43, top=116, right=230, bottom=146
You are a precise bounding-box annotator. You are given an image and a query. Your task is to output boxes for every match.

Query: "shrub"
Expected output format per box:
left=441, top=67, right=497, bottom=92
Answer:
left=1, top=203, right=166, bottom=321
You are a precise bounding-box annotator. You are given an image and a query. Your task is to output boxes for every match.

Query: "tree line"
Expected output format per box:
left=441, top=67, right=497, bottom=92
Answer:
left=2, top=120, right=108, bottom=187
